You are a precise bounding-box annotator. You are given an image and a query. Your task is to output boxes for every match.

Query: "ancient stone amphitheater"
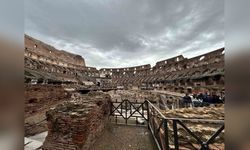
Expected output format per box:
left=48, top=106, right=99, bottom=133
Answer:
left=24, top=34, right=225, bottom=150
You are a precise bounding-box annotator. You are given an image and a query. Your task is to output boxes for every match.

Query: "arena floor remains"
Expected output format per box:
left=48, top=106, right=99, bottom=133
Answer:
left=91, top=124, right=158, bottom=150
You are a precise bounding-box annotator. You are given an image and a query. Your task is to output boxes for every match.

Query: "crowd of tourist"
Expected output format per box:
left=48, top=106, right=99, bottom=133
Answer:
left=181, top=92, right=225, bottom=107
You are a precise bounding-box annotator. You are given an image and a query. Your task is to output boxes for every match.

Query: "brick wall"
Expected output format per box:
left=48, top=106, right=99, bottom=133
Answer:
left=25, top=85, right=71, bottom=117
left=42, top=92, right=111, bottom=150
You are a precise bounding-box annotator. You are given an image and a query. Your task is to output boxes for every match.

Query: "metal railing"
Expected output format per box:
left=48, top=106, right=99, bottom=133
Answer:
left=147, top=100, right=225, bottom=150
left=109, top=100, right=225, bottom=150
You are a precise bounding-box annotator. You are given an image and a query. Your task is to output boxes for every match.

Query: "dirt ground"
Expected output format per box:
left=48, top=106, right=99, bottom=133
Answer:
left=91, top=124, right=158, bottom=150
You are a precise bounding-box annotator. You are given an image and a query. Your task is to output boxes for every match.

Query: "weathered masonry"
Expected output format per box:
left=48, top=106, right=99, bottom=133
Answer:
left=100, top=48, right=224, bottom=94
left=25, top=35, right=224, bottom=94
left=42, top=92, right=111, bottom=150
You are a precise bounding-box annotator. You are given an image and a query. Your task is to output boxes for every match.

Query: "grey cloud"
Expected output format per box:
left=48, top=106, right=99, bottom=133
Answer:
left=25, top=0, right=224, bottom=69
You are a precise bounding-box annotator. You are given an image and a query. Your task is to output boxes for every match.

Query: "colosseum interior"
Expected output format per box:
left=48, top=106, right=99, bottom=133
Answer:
left=24, top=34, right=225, bottom=150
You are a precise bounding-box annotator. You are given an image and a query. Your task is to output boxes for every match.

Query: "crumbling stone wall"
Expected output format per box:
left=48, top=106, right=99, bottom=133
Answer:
left=100, top=48, right=225, bottom=94
left=25, top=35, right=86, bottom=67
left=25, top=35, right=99, bottom=85
left=100, top=64, right=151, bottom=88
left=25, top=35, right=224, bottom=94
left=25, top=85, right=71, bottom=136
left=25, top=84, right=71, bottom=118
left=42, top=92, right=111, bottom=150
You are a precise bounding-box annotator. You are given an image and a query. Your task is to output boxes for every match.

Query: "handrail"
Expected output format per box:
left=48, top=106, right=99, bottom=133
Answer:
left=147, top=100, right=167, bottom=119
left=110, top=99, right=225, bottom=150
left=146, top=99, right=225, bottom=150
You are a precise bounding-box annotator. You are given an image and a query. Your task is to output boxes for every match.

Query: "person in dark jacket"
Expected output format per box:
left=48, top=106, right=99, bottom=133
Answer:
left=211, top=94, right=223, bottom=104
left=182, top=93, right=192, bottom=107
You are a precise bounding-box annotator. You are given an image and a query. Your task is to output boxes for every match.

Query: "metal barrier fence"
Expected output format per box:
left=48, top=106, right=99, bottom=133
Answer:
left=110, top=99, right=148, bottom=125
left=110, top=100, right=225, bottom=150
left=147, top=100, right=225, bottom=150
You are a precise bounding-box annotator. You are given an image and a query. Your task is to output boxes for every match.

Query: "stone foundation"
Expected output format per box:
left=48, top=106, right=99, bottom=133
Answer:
left=42, top=92, right=111, bottom=150
left=25, top=84, right=71, bottom=117
left=25, top=85, right=71, bottom=136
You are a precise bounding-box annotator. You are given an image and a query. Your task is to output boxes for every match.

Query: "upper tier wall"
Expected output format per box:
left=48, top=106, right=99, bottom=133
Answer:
left=25, top=35, right=86, bottom=67
left=100, top=48, right=225, bottom=77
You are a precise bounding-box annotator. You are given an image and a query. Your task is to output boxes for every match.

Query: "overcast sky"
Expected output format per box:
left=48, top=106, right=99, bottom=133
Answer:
left=25, top=0, right=224, bottom=69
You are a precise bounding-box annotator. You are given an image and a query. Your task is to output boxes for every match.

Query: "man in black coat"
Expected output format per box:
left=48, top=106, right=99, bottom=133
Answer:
left=182, top=93, right=192, bottom=107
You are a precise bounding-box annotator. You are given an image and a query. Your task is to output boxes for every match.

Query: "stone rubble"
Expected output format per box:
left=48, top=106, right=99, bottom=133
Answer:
left=42, top=92, right=111, bottom=150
